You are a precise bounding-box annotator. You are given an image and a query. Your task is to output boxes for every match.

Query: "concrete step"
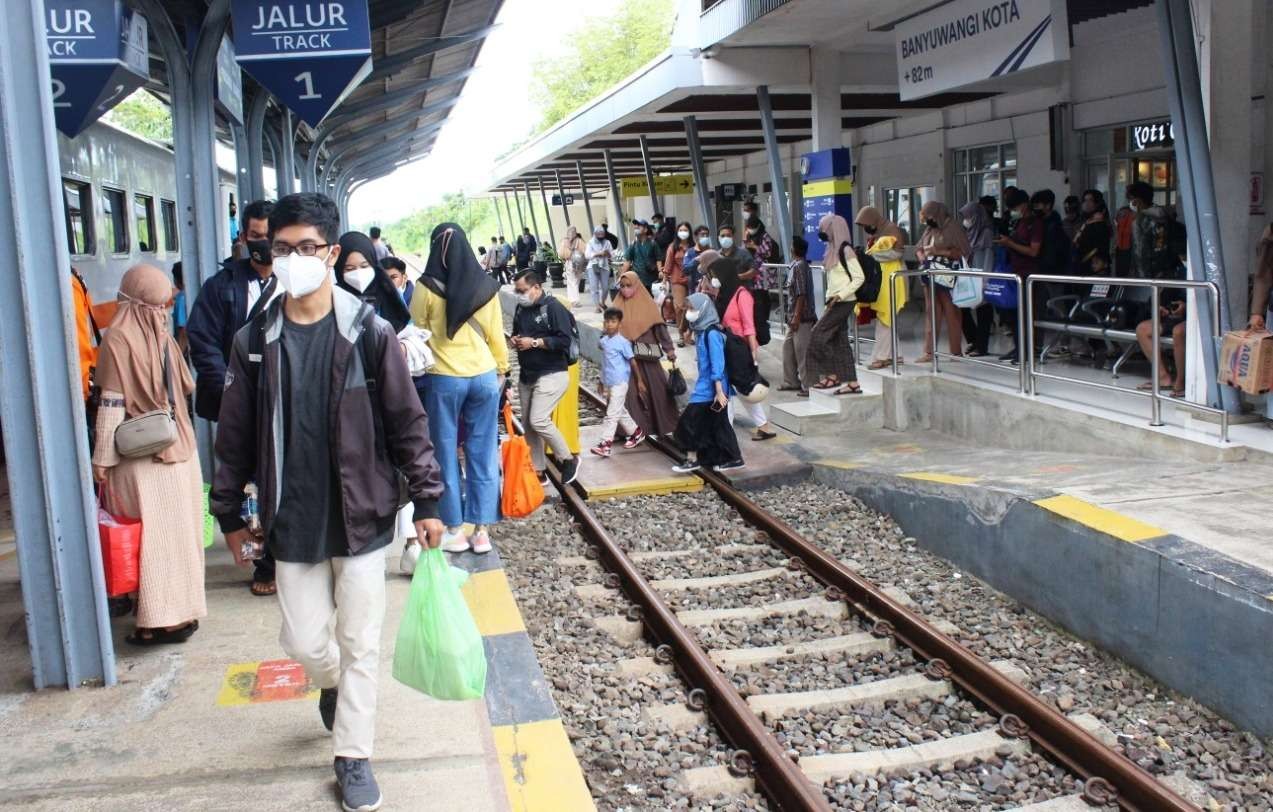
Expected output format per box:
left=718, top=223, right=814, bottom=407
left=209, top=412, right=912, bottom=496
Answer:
left=769, top=398, right=840, bottom=435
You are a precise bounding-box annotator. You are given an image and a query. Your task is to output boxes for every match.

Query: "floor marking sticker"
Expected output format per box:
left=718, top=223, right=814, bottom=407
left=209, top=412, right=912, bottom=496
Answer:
left=900, top=472, right=979, bottom=485
left=216, top=659, right=318, bottom=707
left=1033, top=495, right=1166, bottom=543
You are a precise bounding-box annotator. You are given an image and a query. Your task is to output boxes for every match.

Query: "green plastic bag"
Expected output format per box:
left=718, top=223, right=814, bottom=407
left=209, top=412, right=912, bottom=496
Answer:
left=202, top=485, right=214, bottom=549
left=392, top=547, right=487, bottom=700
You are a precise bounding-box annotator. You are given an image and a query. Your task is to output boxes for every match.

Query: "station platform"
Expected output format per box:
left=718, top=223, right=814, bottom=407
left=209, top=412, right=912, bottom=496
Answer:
left=0, top=496, right=593, bottom=811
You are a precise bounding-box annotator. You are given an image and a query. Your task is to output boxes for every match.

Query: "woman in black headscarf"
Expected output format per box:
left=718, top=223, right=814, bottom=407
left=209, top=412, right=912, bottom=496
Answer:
left=336, top=231, right=411, bottom=332
left=405, top=223, right=509, bottom=563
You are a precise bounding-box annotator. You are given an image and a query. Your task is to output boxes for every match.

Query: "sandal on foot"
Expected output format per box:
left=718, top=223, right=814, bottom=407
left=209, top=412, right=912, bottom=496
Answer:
left=1170, top=389, right=1186, bottom=399
left=751, top=428, right=778, bottom=441
left=867, top=360, right=892, bottom=370
left=250, top=581, right=277, bottom=597
left=1136, top=381, right=1171, bottom=392
left=126, top=623, right=197, bottom=646
left=834, top=384, right=863, bottom=395
left=813, top=376, right=840, bottom=389
left=796, top=389, right=810, bottom=398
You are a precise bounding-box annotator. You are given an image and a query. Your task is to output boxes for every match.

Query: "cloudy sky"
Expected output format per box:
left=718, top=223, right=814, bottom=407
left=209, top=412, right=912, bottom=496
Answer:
left=347, top=0, right=623, bottom=226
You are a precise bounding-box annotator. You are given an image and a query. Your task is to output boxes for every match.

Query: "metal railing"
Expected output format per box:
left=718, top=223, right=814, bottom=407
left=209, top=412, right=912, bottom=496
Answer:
left=888, top=269, right=1029, bottom=393
left=1024, top=274, right=1228, bottom=442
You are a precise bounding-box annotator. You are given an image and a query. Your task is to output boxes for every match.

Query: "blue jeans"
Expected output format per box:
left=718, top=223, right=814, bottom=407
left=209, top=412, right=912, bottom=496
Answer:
left=423, top=371, right=501, bottom=527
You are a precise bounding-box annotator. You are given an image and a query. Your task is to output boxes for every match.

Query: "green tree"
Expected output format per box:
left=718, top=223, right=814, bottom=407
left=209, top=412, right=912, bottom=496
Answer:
left=369, top=191, right=501, bottom=259
left=529, top=0, right=675, bottom=133
left=102, top=89, right=173, bottom=144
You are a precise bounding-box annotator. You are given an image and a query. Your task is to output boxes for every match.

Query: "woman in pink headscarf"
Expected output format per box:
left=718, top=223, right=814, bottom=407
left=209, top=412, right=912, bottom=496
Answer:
left=807, top=214, right=865, bottom=394
left=92, top=264, right=207, bottom=645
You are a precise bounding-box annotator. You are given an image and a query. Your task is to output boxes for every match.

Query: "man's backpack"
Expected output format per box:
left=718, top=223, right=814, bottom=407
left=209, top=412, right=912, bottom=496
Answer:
left=845, top=243, right=882, bottom=304
left=708, top=325, right=769, bottom=401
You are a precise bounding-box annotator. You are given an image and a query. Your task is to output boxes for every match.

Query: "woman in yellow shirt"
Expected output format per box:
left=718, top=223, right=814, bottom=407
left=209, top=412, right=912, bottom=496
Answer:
left=407, top=224, right=509, bottom=562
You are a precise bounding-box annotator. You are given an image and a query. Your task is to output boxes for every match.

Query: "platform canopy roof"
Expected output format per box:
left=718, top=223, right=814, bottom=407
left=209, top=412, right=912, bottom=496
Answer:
left=480, top=0, right=1155, bottom=196
left=146, top=0, right=502, bottom=184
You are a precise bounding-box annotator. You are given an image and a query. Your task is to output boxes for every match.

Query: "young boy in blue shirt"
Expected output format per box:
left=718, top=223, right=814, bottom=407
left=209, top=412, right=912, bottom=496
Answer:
left=591, top=308, right=646, bottom=458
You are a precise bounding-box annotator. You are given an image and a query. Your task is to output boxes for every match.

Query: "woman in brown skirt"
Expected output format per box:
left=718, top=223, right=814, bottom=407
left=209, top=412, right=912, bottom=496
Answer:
left=807, top=214, right=865, bottom=395
left=612, top=270, right=681, bottom=436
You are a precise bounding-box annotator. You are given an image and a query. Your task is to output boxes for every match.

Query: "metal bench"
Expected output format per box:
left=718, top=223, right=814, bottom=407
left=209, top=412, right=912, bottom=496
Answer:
left=1034, top=284, right=1172, bottom=378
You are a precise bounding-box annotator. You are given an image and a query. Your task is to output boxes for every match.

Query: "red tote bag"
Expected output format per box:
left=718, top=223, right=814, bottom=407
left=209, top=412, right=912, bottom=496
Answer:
left=97, top=484, right=141, bottom=597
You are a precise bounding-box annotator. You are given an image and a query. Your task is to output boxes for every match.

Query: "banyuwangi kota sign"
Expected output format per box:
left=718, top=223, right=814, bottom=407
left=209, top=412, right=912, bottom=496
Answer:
left=894, top=0, right=1069, bottom=101
left=45, top=0, right=150, bottom=138
left=231, top=1, right=373, bottom=127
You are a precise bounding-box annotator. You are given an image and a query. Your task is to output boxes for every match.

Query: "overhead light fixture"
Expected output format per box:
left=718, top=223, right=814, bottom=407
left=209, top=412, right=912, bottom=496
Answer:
left=690, top=45, right=721, bottom=60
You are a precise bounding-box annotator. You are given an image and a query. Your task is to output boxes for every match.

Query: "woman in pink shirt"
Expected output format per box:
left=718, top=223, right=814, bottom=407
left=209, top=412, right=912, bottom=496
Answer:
left=708, top=256, right=777, bottom=441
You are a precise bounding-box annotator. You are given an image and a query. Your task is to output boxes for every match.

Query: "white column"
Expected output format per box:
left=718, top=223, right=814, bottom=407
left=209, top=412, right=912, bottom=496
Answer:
left=810, top=47, right=842, bottom=152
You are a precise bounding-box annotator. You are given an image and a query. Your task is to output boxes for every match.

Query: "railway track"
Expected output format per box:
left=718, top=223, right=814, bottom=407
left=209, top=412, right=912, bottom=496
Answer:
left=519, top=371, right=1196, bottom=811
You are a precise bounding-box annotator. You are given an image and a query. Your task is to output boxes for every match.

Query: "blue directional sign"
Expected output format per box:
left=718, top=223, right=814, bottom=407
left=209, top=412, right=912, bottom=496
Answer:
left=45, top=0, right=150, bottom=138
left=231, top=1, right=373, bottom=127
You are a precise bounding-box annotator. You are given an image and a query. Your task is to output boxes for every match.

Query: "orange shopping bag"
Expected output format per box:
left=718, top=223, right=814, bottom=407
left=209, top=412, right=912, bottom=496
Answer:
left=97, top=483, right=141, bottom=597
left=500, top=403, right=544, bottom=519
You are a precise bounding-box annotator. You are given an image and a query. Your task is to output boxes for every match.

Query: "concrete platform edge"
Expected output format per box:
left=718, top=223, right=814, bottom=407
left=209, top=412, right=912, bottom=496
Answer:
left=811, top=462, right=1273, bottom=740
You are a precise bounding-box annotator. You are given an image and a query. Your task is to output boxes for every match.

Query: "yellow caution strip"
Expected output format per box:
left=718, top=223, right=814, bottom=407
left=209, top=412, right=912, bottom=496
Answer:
left=815, top=459, right=864, bottom=471
left=900, top=472, right=979, bottom=485
left=584, top=477, right=704, bottom=500
left=461, top=569, right=527, bottom=637
left=1034, top=495, right=1167, bottom=543
left=492, top=718, right=596, bottom=812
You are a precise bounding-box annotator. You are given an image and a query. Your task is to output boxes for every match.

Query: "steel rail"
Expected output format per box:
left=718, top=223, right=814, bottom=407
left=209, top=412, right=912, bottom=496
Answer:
left=573, top=382, right=1192, bottom=812
left=543, top=461, right=831, bottom=812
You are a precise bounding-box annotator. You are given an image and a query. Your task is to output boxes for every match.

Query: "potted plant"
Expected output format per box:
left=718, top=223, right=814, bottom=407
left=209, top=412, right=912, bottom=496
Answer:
left=537, top=244, right=564, bottom=288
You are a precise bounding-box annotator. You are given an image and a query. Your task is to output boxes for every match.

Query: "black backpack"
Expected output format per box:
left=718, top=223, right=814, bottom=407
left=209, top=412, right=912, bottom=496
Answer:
left=845, top=243, right=882, bottom=303
left=707, top=325, right=769, bottom=398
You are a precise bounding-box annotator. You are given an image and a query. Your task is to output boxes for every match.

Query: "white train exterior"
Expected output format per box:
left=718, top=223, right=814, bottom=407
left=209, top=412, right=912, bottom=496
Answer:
left=57, top=119, right=237, bottom=303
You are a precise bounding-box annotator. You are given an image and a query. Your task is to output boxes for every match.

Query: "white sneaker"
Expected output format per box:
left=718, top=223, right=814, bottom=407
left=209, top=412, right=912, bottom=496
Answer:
left=470, top=530, right=493, bottom=555
left=399, top=543, right=421, bottom=575
left=441, top=529, right=470, bottom=553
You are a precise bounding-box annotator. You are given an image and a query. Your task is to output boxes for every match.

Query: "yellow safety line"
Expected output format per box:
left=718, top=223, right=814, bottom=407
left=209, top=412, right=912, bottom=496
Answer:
left=492, top=718, right=596, bottom=812
left=814, top=459, right=864, bottom=470
left=900, top=472, right=979, bottom=485
left=461, top=569, right=527, bottom=637
left=1034, top=495, right=1167, bottom=543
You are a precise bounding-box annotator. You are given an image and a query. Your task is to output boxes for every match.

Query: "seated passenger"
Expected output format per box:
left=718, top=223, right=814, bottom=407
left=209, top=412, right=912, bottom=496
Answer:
left=1135, top=289, right=1187, bottom=397
left=91, top=264, right=206, bottom=646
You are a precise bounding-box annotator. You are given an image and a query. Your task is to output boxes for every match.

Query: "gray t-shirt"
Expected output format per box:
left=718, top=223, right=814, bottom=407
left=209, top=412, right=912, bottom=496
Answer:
left=271, top=312, right=347, bottom=563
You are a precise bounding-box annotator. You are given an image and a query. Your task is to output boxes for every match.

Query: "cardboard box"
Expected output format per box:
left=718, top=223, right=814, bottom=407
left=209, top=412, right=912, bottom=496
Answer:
left=1219, top=330, right=1273, bottom=394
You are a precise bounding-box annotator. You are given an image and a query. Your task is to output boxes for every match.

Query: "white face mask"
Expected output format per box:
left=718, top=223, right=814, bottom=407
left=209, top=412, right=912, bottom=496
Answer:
left=697, top=236, right=710, bottom=247
left=962, top=218, right=973, bottom=229
left=720, top=237, right=734, bottom=250
left=677, top=230, right=690, bottom=240
left=710, top=277, right=722, bottom=289
left=274, top=252, right=330, bottom=298
left=515, top=292, right=533, bottom=306
left=345, top=266, right=375, bottom=293
left=686, top=309, right=700, bottom=322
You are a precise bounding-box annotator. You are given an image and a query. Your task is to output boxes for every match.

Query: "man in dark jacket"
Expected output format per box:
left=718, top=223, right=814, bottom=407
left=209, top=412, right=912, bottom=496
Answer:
left=187, top=198, right=278, bottom=594
left=515, top=227, right=538, bottom=270
left=511, top=269, right=581, bottom=485
left=211, top=193, right=443, bottom=812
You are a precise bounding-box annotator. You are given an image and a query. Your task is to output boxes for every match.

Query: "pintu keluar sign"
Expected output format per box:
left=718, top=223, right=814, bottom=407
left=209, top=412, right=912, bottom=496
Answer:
left=45, top=0, right=150, bottom=138
left=231, top=1, right=373, bottom=127
left=894, top=0, right=1069, bottom=101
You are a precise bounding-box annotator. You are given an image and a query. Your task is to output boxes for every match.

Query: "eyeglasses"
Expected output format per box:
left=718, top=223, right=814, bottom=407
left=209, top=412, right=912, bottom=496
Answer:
left=271, top=242, right=331, bottom=258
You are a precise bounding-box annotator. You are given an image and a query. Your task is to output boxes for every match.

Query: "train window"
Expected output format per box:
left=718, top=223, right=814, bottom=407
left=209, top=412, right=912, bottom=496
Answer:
left=160, top=199, right=178, bottom=251
left=134, top=194, right=156, bottom=253
left=61, top=179, right=94, bottom=256
left=101, top=187, right=129, bottom=254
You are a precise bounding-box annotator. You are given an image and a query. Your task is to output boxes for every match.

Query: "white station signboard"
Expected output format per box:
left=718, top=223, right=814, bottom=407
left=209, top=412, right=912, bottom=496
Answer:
left=895, top=0, right=1069, bottom=101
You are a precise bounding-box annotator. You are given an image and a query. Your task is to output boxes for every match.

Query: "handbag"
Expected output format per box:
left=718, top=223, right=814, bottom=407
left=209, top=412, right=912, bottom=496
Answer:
left=633, top=341, right=662, bottom=361
left=114, top=348, right=179, bottom=459
left=97, top=483, right=141, bottom=597
left=500, top=403, right=544, bottom=519
left=667, top=365, right=687, bottom=397
left=924, top=255, right=961, bottom=289
left=951, top=275, right=984, bottom=308
left=983, top=277, right=1020, bottom=309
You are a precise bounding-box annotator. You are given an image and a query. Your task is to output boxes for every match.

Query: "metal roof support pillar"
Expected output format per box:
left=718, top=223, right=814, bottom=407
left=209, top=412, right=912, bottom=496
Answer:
left=279, top=108, right=296, bottom=195
left=523, top=180, right=540, bottom=242
left=603, top=148, right=628, bottom=250
left=1156, top=0, right=1233, bottom=412
left=639, top=134, right=661, bottom=215
left=683, top=116, right=716, bottom=242
left=0, top=0, right=117, bottom=691
left=554, top=169, right=571, bottom=228
left=576, top=160, right=595, bottom=233
left=231, top=121, right=251, bottom=213
left=264, top=126, right=283, bottom=197
left=757, top=85, right=794, bottom=258
left=502, top=190, right=520, bottom=237
left=538, top=175, right=557, bottom=248
left=512, top=186, right=527, bottom=232
left=494, top=197, right=507, bottom=238
left=190, top=0, right=233, bottom=289
left=246, top=88, right=269, bottom=200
